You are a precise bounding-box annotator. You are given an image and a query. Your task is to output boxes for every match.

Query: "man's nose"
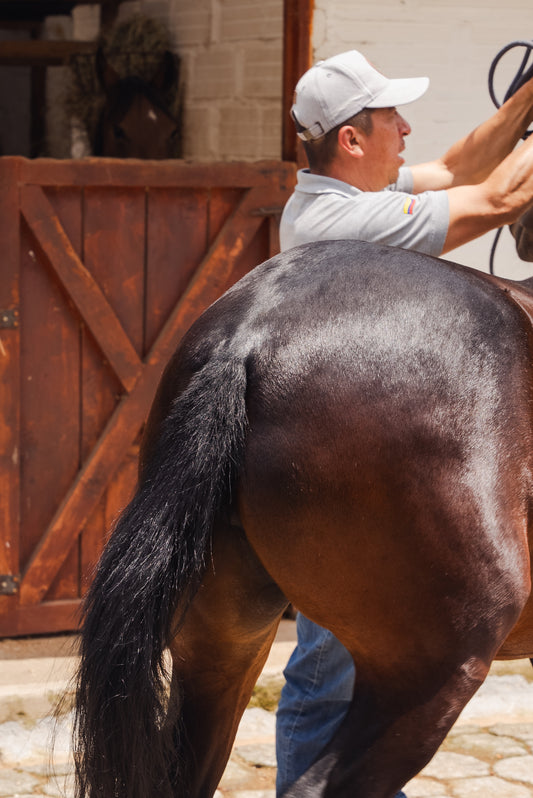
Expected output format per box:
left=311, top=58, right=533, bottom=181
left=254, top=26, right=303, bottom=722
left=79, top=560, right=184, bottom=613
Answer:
left=398, top=113, right=411, bottom=136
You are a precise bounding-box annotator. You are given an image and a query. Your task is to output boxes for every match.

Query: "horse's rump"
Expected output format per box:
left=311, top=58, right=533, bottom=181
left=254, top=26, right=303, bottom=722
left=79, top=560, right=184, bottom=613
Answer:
left=75, top=239, right=533, bottom=798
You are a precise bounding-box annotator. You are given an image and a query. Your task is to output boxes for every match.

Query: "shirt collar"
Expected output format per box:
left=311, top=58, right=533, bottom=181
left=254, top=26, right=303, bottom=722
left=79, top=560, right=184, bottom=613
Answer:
left=295, top=168, right=362, bottom=197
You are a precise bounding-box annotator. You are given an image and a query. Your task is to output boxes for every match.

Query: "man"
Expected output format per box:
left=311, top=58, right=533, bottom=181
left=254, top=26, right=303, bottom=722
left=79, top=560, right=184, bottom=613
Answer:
left=276, top=49, right=533, bottom=797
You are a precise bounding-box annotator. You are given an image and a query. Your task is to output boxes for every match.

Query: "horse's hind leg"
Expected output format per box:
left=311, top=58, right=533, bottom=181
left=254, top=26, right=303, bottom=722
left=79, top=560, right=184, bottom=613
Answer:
left=167, top=519, right=288, bottom=798
left=284, top=651, right=491, bottom=798
left=240, top=450, right=530, bottom=798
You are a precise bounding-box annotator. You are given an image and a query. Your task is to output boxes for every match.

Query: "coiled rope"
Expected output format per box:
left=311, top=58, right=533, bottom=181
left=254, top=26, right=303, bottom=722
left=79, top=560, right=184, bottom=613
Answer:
left=488, top=40, right=533, bottom=273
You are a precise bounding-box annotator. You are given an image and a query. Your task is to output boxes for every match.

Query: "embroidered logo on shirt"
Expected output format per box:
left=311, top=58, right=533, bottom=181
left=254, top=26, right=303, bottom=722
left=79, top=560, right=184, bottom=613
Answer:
left=403, top=198, right=416, bottom=215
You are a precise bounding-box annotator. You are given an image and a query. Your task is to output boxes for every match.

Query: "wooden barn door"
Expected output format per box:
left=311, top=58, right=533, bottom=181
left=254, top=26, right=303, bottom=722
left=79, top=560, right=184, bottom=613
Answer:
left=0, top=156, right=296, bottom=636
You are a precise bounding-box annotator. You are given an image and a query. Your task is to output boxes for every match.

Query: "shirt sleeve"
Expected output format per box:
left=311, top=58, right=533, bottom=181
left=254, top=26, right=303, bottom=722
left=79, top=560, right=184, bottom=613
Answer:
left=389, top=166, right=414, bottom=193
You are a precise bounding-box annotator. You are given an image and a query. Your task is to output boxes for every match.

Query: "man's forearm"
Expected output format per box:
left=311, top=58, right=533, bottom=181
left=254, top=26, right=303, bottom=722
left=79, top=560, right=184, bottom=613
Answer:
left=412, top=78, right=533, bottom=193
left=442, top=77, right=533, bottom=186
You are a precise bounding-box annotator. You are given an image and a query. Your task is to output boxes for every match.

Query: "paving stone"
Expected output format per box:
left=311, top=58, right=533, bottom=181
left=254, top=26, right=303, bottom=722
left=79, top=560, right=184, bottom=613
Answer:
left=236, top=709, right=276, bottom=743
left=219, top=758, right=258, bottom=790
left=491, top=724, right=533, bottom=744
left=234, top=744, right=277, bottom=768
left=227, top=792, right=275, bottom=798
left=0, top=770, right=42, bottom=796
left=0, top=716, right=71, bottom=767
left=444, top=731, right=527, bottom=760
left=403, top=775, right=447, bottom=795
left=41, top=772, right=75, bottom=796
left=494, top=755, right=533, bottom=785
left=420, top=751, right=490, bottom=779
left=23, top=759, right=73, bottom=776
left=450, top=725, right=481, bottom=735
left=460, top=676, right=533, bottom=723
left=450, top=776, right=533, bottom=798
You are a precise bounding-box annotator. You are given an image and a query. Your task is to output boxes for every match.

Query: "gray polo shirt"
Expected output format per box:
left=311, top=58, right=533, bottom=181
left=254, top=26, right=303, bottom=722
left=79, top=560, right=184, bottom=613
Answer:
left=280, top=167, right=449, bottom=257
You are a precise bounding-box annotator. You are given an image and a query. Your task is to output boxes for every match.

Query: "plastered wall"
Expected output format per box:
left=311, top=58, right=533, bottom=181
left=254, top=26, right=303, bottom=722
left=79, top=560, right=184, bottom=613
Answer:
left=312, top=0, right=533, bottom=276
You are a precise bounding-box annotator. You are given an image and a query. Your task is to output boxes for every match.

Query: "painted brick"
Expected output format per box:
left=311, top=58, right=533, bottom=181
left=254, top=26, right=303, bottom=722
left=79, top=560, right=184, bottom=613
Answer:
left=260, top=103, right=282, bottom=159
left=220, top=0, right=282, bottom=42
left=218, top=103, right=262, bottom=158
left=166, top=0, right=212, bottom=47
left=182, top=104, right=217, bottom=160
left=71, top=4, right=100, bottom=40
left=242, top=43, right=283, bottom=99
left=189, top=46, right=239, bottom=100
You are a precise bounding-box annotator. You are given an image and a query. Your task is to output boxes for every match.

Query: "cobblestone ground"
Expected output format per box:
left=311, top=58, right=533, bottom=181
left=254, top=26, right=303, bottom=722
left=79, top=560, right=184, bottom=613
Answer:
left=1, top=711, right=533, bottom=798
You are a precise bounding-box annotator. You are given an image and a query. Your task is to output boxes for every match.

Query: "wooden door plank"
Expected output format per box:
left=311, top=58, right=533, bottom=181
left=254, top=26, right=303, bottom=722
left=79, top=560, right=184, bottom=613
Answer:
left=18, top=157, right=297, bottom=189
left=19, top=183, right=287, bottom=606
left=44, top=188, right=85, bottom=601
left=84, top=187, right=146, bottom=355
left=20, top=185, right=142, bottom=393
left=0, top=159, right=21, bottom=598
left=145, top=188, right=209, bottom=353
left=79, top=187, right=146, bottom=592
left=19, top=189, right=83, bottom=602
left=0, top=598, right=82, bottom=637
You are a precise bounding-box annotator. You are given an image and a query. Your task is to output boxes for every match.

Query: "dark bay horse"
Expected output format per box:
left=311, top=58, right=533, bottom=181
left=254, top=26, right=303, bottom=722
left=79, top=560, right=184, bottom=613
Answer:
left=92, top=47, right=181, bottom=158
left=512, top=205, right=533, bottom=261
left=74, top=239, right=533, bottom=798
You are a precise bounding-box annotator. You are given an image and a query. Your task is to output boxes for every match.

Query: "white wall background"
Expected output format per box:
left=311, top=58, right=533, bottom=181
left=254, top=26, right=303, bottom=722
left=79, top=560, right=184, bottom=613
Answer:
left=312, top=0, right=533, bottom=278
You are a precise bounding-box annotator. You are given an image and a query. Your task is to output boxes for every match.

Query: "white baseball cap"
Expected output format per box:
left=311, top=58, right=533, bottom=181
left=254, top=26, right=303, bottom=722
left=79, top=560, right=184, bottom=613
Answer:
left=292, top=50, right=429, bottom=141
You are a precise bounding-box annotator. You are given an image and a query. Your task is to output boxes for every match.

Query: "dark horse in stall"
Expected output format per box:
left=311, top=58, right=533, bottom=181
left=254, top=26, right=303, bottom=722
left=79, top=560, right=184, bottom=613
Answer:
left=92, top=47, right=182, bottom=158
left=74, top=239, right=533, bottom=798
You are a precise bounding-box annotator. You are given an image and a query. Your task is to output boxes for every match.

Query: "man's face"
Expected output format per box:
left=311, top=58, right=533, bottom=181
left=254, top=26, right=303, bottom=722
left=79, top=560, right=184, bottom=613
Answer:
left=364, top=107, right=412, bottom=187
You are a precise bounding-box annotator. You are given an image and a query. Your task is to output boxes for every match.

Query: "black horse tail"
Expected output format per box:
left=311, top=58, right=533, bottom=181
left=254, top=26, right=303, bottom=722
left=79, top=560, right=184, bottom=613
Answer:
left=73, top=355, right=248, bottom=798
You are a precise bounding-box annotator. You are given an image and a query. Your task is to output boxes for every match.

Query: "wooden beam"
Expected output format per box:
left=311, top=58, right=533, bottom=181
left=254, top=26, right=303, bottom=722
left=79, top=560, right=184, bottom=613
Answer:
left=282, top=0, right=313, bottom=163
left=0, top=598, right=81, bottom=636
left=0, top=39, right=95, bottom=65
left=14, top=156, right=297, bottom=188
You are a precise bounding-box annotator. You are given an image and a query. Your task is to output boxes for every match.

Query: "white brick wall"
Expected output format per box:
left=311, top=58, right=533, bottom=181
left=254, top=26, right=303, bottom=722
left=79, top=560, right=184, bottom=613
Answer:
left=313, top=0, right=533, bottom=278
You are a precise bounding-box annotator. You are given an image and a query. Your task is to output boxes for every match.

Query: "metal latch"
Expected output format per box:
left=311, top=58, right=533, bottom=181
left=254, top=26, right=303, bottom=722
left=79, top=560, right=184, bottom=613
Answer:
left=0, top=308, right=19, bottom=329
left=0, top=574, right=20, bottom=595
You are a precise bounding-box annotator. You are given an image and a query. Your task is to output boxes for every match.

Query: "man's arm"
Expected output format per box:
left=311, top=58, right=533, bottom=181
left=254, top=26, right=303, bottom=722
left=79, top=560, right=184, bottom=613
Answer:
left=441, top=131, right=533, bottom=253
left=410, top=78, right=533, bottom=194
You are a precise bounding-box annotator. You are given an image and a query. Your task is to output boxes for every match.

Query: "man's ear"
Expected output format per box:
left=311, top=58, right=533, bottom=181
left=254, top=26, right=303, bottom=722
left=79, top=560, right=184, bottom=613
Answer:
left=338, top=125, right=365, bottom=158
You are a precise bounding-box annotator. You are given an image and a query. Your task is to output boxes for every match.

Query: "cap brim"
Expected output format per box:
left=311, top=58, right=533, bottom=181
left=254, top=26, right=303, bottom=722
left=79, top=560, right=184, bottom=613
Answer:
left=366, top=76, right=429, bottom=109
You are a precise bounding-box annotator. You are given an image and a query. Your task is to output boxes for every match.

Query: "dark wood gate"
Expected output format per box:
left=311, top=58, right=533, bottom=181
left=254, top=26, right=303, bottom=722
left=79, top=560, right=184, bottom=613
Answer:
left=0, top=156, right=296, bottom=636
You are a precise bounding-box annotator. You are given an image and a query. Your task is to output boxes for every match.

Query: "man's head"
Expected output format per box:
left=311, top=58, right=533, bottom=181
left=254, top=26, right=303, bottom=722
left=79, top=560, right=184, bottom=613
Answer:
left=291, top=50, right=428, bottom=182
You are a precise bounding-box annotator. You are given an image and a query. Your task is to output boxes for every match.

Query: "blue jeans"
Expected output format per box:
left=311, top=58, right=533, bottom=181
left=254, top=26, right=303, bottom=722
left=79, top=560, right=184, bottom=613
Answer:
left=276, top=613, right=407, bottom=798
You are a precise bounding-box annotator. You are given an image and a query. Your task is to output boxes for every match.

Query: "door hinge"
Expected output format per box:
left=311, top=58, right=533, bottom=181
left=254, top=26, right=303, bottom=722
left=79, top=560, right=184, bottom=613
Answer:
left=0, top=308, right=19, bottom=329
left=0, top=574, right=20, bottom=595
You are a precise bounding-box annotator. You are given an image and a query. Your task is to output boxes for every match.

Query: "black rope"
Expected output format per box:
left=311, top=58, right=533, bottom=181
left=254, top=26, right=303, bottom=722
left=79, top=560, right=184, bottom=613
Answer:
left=488, top=40, right=533, bottom=274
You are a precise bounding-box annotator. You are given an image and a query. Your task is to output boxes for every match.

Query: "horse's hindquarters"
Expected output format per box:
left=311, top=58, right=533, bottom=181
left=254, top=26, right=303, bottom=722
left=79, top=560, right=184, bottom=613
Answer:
left=236, top=249, right=533, bottom=794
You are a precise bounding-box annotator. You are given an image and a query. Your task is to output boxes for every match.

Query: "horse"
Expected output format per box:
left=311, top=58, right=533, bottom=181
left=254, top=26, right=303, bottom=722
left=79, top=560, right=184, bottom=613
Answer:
left=92, top=46, right=182, bottom=158
left=512, top=205, right=533, bottom=262
left=73, top=238, right=533, bottom=798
